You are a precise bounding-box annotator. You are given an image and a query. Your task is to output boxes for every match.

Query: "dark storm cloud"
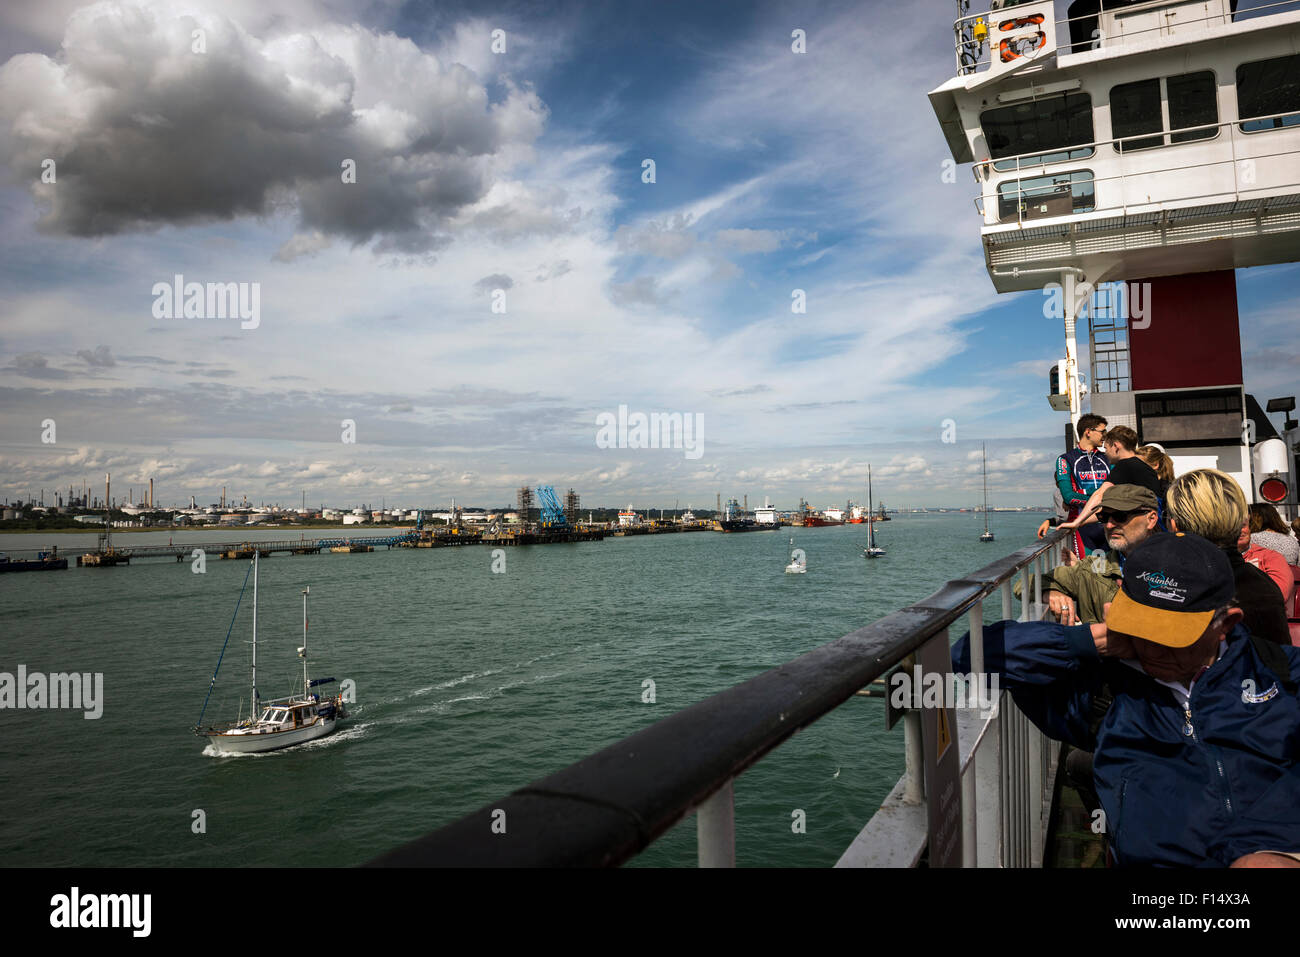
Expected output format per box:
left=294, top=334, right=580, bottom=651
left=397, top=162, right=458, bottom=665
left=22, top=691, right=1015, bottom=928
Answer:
left=7, top=352, right=71, bottom=379
left=0, top=6, right=547, bottom=256
left=474, top=273, right=513, bottom=293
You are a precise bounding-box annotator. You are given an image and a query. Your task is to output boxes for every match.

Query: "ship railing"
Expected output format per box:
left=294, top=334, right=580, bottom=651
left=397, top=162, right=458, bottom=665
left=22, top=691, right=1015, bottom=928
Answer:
left=969, top=109, right=1300, bottom=228
left=367, top=528, right=1073, bottom=867
left=953, top=0, right=1300, bottom=77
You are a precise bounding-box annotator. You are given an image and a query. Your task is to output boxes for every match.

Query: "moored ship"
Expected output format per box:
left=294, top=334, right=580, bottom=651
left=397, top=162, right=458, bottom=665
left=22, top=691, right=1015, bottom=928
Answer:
left=712, top=497, right=762, bottom=532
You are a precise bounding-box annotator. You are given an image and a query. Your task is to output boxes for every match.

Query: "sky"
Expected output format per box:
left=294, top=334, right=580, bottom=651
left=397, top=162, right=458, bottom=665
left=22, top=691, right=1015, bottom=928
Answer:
left=0, top=0, right=1296, bottom=510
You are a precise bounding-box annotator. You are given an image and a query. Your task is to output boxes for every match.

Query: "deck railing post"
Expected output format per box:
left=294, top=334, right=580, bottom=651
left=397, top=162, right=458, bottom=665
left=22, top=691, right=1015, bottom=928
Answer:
left=1029, top=724, right=1045, bottom=866
left=903, top=708, right=925, bottom=805
left=697, top=780, right=736, bottom=868
left=963, top=605, right=984, bottom=867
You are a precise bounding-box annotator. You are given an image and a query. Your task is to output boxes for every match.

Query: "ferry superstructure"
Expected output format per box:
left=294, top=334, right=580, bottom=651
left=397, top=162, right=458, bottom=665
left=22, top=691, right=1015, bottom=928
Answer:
left=929, top=0, right=1299, bottom=511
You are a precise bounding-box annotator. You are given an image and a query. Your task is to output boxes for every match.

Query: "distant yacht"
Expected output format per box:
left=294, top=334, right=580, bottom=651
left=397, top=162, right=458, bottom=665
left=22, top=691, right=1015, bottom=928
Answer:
left=980, top=443, right=995, bottom=543
left=863, top=465, right=885, bottom=558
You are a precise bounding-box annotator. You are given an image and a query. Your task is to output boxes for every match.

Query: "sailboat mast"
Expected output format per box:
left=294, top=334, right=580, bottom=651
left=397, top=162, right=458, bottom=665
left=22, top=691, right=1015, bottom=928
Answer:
left=983, top=443, right=990, bottom=533
left=251, top=553, right=259, bottom=715
left=104, top=472, right=111, bottom=551
left=868, top=465, right=875, bottom=547
left=302, top=585, right=310, bottom=696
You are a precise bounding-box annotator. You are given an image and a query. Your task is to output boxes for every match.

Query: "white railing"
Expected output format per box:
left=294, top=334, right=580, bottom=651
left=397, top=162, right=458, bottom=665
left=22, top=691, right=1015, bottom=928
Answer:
left=954, top=0, right=1300, bottom=77
left=837, top=539, right=1067, bottom=868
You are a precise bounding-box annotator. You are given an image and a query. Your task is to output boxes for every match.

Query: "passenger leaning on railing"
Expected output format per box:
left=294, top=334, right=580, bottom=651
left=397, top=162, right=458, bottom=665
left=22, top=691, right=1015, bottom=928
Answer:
left=953, top=532, right=1300, bottom=868
left=1038, top=485, right=1162, bottom=626
left=1052, top=414, right=1110, bottom=554
left=1164, top=469, right=1291, bottom=646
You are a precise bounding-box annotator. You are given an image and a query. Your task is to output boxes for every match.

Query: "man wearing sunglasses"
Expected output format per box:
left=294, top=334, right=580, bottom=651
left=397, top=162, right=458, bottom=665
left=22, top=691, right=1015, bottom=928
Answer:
left=1053, top=413, right=1111, bottom=556
left=1044, top=485, right=1161, bottom=626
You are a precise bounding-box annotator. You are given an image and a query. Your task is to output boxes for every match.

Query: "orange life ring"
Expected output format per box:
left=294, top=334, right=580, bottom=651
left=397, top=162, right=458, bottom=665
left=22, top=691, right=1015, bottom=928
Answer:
left=1000, top=32, right=1046, bottom=62
left=999, top=14, right=1045, bottom=31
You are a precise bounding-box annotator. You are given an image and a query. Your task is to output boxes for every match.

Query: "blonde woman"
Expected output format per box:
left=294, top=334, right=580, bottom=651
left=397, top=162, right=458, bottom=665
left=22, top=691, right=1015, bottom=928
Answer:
left=1164, top=469, right=1290, bottom=645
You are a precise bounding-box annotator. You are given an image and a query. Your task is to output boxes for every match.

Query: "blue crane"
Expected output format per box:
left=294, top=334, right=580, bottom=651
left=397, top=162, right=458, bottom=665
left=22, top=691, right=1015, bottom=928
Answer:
left=536, top=486, right=568, bottom=527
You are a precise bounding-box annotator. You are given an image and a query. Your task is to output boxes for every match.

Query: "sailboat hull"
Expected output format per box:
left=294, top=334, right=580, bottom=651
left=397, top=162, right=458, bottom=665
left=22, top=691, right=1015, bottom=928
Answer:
left=204, top=715, right=337, bottom=754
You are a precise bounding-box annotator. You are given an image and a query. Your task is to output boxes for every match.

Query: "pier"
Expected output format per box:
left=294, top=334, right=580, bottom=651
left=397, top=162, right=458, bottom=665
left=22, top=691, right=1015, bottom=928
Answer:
left=4, top=525, right=612, bottom=568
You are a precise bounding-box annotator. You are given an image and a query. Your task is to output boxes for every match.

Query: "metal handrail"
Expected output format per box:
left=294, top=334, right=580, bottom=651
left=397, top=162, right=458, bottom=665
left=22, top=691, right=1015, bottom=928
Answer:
left=954, top=0, right=1300, bottom=76
left=970, top=109, right=1300, bottom=224
left=366, top=528, right=1072, bottom=867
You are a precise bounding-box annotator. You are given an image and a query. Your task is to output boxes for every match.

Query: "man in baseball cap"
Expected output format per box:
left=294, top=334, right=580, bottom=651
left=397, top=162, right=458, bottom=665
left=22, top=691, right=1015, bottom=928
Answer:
left=953, top=530, right=1300, bottom=867
left=1040, top=484, right=1161, bottom=626
left=1103, top=530, right=1235, bottom=683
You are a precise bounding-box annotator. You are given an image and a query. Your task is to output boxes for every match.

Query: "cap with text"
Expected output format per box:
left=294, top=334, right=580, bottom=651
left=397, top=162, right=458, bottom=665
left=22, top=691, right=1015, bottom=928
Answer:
left=1106, top=532, right=1234, bottom=648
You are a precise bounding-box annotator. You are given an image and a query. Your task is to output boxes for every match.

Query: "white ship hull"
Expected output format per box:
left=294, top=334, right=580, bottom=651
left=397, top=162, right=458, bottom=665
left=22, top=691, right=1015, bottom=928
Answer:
left=205, top=715, right=336, bottom=754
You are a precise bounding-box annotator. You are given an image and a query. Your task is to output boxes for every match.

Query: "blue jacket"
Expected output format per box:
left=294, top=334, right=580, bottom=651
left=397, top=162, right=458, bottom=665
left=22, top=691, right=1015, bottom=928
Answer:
left=952, top=622, right=1300, bottom=866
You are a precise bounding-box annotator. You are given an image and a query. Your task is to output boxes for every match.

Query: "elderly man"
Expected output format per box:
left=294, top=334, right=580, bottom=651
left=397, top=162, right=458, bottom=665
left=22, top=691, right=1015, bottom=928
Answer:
left=953, top=532, right=1300, bottom=867
left=1042, top=485, right=1161, bottom=625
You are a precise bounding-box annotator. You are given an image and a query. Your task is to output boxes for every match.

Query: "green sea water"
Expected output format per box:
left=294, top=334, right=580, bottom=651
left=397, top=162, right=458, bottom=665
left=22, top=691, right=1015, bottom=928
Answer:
left=0, top=513, right=1042, bottom=867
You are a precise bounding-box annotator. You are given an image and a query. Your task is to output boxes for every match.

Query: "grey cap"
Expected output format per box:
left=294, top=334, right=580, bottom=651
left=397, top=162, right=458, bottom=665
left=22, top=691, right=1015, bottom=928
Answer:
left=1100, top=484, right=1159, bottom=512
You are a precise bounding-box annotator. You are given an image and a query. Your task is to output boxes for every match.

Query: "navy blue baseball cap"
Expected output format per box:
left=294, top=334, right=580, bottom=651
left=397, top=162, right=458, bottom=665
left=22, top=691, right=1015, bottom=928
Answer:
left=1107, top=532, right=1235, bottom=647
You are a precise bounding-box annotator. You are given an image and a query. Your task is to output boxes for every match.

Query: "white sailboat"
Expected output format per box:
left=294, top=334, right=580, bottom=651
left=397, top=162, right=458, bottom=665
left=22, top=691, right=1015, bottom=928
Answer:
left=196, top=554, right=348, bottom=754
left=980, top=443, right=995, bottom=543
left=784, top=537, right=807, bottom=574
left=864, top=464, right=885, bottom=558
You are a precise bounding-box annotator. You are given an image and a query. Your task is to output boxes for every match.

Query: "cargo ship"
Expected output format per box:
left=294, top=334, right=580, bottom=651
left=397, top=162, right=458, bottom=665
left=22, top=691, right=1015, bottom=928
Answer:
left=0, top=547, right=67, bottom=573
left=712, top=497, right=762, bottom=532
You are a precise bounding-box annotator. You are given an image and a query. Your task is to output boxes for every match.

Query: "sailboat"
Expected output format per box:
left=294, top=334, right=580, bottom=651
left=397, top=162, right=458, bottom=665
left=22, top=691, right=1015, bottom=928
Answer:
left=196, top=554, right=348, bottom=754
left=980, top=443, right=996, bottom=543
left=863, top=464, right=886, bottom=558
left=784, top=537, right=807, bottom=574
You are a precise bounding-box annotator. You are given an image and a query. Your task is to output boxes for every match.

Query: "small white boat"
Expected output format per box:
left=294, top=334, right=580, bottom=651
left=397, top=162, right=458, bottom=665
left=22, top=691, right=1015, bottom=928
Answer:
left=196, top=555, right=348, bottom=755
left=784, top=537, right=807, bottom=574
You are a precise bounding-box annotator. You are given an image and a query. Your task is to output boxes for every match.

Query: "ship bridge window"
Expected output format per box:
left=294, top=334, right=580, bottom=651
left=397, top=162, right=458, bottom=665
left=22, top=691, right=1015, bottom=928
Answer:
left=1111, top=71, right=1217, bottom=152
left=996, top=170, right=1095, bottom=223
left=981, top=92, right=1095, bottom=172
left=1237, top=53, right=1300, bottom=132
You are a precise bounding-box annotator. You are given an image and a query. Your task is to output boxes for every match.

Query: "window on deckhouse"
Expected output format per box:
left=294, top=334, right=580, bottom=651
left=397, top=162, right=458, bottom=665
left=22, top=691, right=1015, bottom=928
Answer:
left=1111, top=71, right=1217, bottom=152
left=1238, top=53, right=1300, bottom=132
left=981, top=92, right=1095, bottom=171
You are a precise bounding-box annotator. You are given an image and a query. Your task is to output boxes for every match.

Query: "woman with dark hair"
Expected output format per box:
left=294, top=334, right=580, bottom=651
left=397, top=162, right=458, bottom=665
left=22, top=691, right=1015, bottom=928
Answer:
left=1249, top=503, right=1300, bottom=565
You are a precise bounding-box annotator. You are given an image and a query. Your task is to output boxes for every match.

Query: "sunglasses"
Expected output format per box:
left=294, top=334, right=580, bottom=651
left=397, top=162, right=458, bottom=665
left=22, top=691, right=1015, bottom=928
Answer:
left=1101, top=508, right=1149, bottom=524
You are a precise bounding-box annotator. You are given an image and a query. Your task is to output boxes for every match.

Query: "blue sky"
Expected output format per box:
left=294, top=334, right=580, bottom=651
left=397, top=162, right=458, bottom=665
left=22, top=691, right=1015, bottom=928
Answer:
left=0, top=0, right=1295, bottom=510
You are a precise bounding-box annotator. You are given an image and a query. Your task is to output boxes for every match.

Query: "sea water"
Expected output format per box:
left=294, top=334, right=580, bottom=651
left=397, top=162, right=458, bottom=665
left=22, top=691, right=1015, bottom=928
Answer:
left=0, top=513, right=1041, bottom=867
